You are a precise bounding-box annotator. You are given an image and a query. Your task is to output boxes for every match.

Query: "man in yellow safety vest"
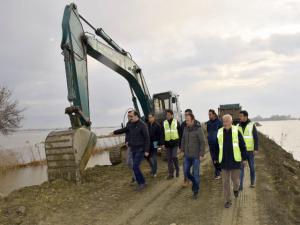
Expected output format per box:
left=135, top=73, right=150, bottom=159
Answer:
left=238, top=110, right=259, bottom=190
left=161, top=109, right=182, bottom=179
left=215, top=114, right=247, bottom=208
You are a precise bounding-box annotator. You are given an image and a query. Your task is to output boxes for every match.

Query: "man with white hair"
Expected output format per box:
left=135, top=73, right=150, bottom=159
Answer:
left=215, top=114, right=247, bottom=208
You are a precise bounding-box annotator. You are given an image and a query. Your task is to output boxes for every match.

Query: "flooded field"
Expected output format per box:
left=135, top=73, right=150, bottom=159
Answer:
left=257, top=120, right=300, bottom=161
left=0, top=127, right=122, bottom=195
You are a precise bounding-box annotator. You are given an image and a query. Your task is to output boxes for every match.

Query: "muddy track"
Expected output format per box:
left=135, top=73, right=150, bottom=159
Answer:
left=1, top=136, right=299, bottom=225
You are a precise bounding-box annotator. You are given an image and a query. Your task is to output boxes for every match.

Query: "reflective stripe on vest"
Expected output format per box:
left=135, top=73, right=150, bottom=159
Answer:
left=163, top=119, right=179, bottom=141
left=238, top=122, right=254, bottom=151
left=217, top=126, right=242, bottom=163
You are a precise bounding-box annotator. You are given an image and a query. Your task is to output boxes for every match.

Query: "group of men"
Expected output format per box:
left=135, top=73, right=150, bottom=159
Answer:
left=112, top=108, right=259, bottom=208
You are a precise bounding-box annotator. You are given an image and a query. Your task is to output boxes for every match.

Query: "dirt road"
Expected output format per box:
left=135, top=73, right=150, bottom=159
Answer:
left=1, top=134, right=300, bottom=225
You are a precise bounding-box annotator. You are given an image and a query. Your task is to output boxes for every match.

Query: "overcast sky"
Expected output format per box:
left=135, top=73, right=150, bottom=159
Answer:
left=1, top=0, right=300, bottom=129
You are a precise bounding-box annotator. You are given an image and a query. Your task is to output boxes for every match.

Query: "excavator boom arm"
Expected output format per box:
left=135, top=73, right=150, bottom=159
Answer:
left=61, top=3, right=152, bottom=128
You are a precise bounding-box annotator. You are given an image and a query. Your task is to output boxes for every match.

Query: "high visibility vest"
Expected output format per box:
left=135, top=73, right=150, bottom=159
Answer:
left=237, top=122, right=254, bottom=151
left=217, top=126, right=242, bottom=163
left=163, top=119, right=179, bottom=141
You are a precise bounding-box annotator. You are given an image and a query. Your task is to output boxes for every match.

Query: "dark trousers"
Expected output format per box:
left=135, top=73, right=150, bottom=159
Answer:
left=147, top=148, right=157, bottom=175
left=132, top=149, right=145, bottom=185
left=184, top=156, right=200, bottom=193
left=240, top=151, right=255, bottom=188
left=209, top=143, right=221, bottom=177
left=166, top=146, right=179, bottom=176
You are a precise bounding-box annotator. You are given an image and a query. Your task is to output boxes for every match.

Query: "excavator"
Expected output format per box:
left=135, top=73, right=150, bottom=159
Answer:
left=45, top=3, right=183, bottom=182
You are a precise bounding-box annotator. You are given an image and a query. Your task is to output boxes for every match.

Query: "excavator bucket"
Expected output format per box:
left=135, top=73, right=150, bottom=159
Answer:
left=45, top=127, right=97, bottom=183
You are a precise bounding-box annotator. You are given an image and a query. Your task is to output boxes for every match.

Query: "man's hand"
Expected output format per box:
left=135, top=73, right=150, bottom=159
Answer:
left=125, top=142, right=129, bottom=147
left=160, top=145, right=165, bottom=149
left=213, top=160, right=217, bottom=164
left=242, top=160, right=247, bottom=166
left=254, top=150, right=259, bottom=155
left=144, top=152, right=149, bottom=157
left=200, top=156, right=204, bottom=161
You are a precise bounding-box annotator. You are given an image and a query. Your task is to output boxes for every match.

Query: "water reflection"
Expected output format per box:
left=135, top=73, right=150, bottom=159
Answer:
left=0, top=151, right=111, bottom=196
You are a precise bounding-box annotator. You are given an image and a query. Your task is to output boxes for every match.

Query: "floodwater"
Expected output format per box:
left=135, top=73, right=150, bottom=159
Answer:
left=0, top=127, right=119, bottom=196
left=257, top=120, right=300, bottom=161
left=0, top=151, right=112, bottom=196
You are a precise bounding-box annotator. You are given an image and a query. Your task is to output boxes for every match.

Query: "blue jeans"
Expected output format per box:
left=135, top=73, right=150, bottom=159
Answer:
left=240, top=151, right=255, bottom=189
left=184, top=156, right=200, bottom=193
left=132, top=150, right=146, bottom=185
left=147, top=148, right=157, bottom=175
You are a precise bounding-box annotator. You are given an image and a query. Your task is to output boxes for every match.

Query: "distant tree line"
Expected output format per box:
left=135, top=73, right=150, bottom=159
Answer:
left=0, top=86, right=24, bottom=135
left=251, top=115, right=299, bottom=121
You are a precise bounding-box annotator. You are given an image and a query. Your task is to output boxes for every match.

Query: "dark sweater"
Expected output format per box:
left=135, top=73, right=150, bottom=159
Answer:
left=215, top=128, right=247, bottom=170
left=147, top=121, right=163, bottom=146
left=238, top=120, right=259, bottom=151
left=161, top=119, right=182, bottom=147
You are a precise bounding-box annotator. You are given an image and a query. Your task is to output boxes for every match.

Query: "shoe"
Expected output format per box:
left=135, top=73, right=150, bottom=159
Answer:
left=166, top=175, right=174, bottom=180
left=234, top=190, right=239, bottom=198
left=135, top=184, right=146, bottom=191
left=130, top=179, right=136, bottom=186
left=215, top=175, right=221, bottom=180
left=224, top=201, right=232, bottom=208
left=175, top=170, right=180, bottom=178
left=152, top=174, right=157, bottom=178
left=193, top=191, right=198, bottom=199
left=250, top=184, right=255, bottom=188
left=182, top=181, right=189, bottom=188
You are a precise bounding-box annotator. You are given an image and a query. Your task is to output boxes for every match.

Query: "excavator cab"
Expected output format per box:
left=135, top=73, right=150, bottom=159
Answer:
left=153, top=91, right=182, bottom=123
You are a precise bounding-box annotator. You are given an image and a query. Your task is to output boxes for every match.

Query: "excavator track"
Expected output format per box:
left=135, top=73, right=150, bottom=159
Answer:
left=45, top=128, right=97, bottom=183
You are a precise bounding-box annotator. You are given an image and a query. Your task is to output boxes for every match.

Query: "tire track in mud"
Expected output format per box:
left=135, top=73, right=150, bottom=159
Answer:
left=220, top=166, right=260, bottom=225
left=111, top=155, right=224, bottom=225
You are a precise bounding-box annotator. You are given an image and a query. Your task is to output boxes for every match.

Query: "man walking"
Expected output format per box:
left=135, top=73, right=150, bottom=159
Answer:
left=112, top=110, right=135, bottom=184
left=181, top=109, right=201, bottom=187
left=181, top=113, right=205, bottom=199
left=238, top=110, right=259, bottom=190
left=206, top=109, right=223, bottom=179
left=162, top=109, right=182, bottom=179
left=147, top=113, right=163, bottom=177
left=127, top=111, right=150, bottom=190
left=215, top=114, right=247, bottom=208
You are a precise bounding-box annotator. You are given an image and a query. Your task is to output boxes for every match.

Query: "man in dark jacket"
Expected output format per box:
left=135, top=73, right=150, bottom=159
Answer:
left=181, top=114, right=205, bottom=199
left=112, top=110, right=135, bottom=184
left=147, top=113, right=163, bottom=177
left=181, top=109, right=201, bottom=187
left=206, top=109, right=223, bottom=179
left=127, top=111, right=150, bottom=191
left=162, top=109, right=182, bottom=179
left=215, top=114, right=247, bottom=208
left=238, top=110, right=259, bottom=190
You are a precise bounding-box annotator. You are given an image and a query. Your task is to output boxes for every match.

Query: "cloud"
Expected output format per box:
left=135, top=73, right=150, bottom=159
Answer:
left=0, top=0, right=300, bottom=129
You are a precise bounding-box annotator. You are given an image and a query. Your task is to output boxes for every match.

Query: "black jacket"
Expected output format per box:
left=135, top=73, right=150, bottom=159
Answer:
left=161, top=119, right=182, bottom=147
left=113, top=121, right=132, bottom=143
left=238, top=120, right=259, bottom=151
left=114, top=120, right=150, bottom=152
left=215, top=128, right=247, bottom=170
left=147, top=121, right=163, bottom=147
